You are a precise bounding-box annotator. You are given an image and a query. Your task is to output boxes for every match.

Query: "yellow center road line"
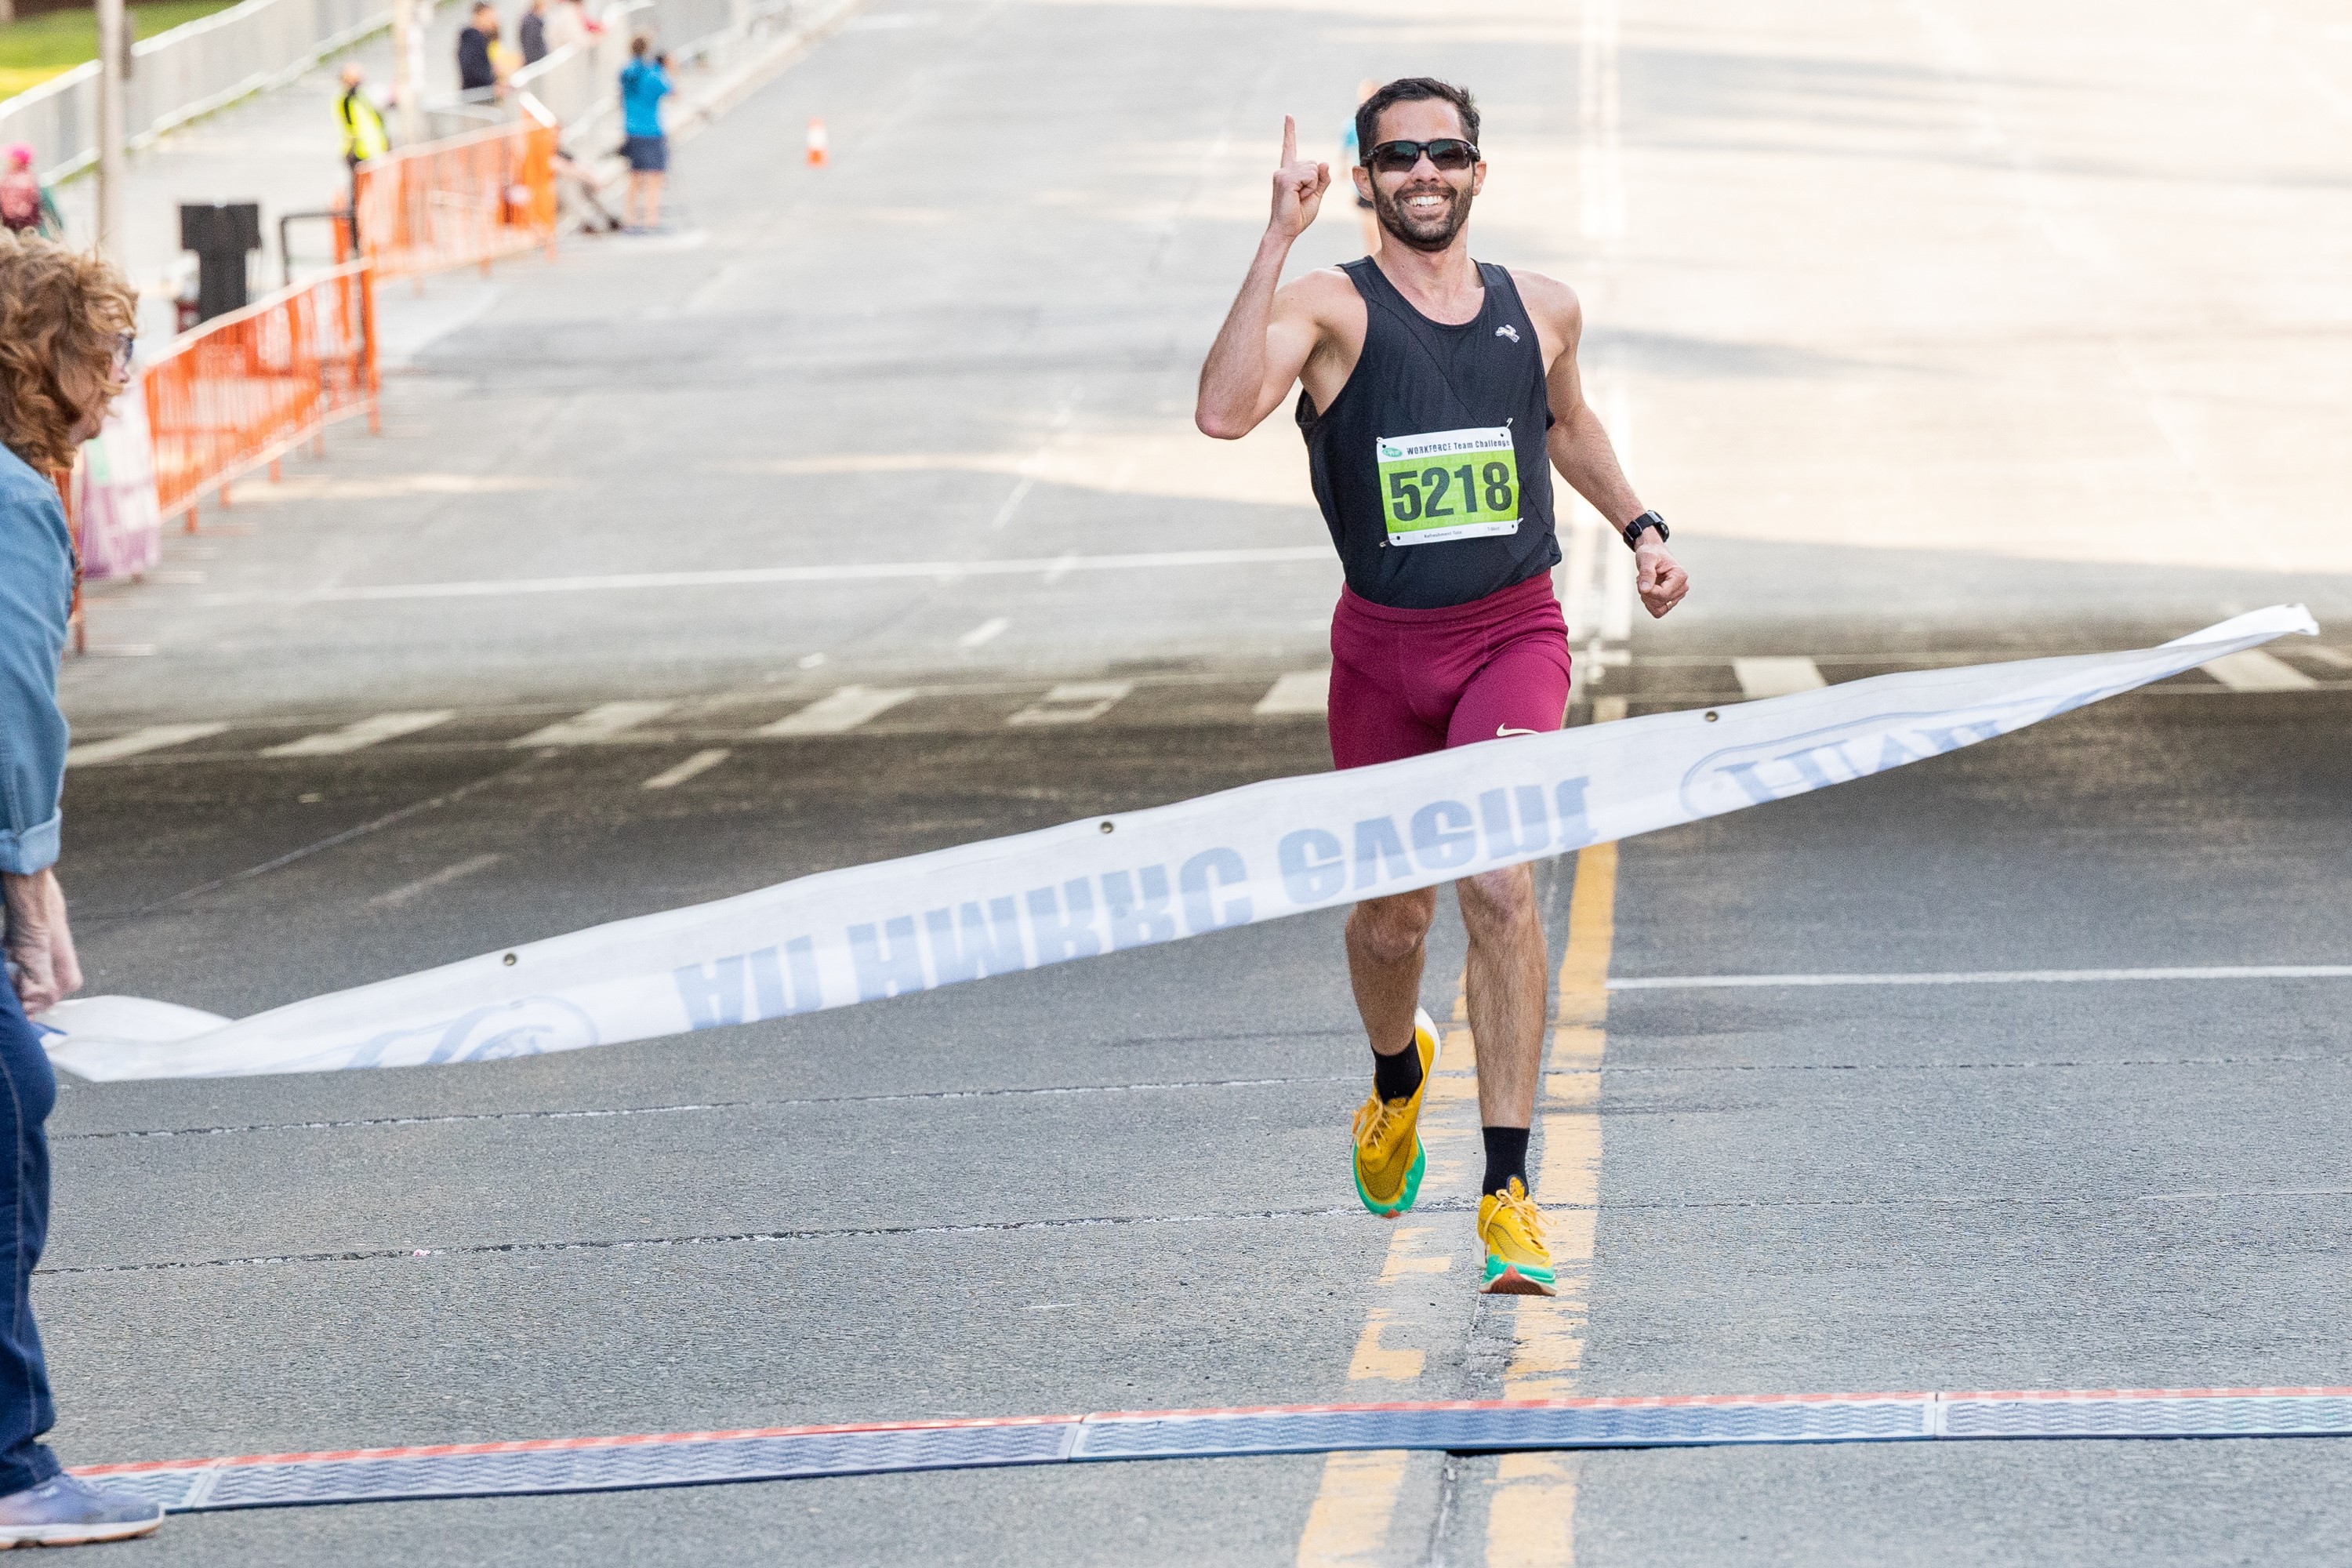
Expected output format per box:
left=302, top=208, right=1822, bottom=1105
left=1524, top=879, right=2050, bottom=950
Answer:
left=1485, top=839, right=1619, bottom=1566
left=1297, top=1450, right=1413, bottom=1567
left=1298, top=974, right=1483, bottom=1566
left=1300, top=823, right=1621, bottom=1566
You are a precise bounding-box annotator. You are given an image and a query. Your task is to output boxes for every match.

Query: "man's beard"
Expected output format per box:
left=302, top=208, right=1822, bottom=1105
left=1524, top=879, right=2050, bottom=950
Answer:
left=1374, top=180, right=1472, bottom=252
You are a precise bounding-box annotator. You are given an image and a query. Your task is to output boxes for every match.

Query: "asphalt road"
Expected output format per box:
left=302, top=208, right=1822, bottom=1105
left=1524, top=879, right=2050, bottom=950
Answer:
left=44, top=681, right=2352, bottom=1566
left=34, top=0, right=2352, bottom=1562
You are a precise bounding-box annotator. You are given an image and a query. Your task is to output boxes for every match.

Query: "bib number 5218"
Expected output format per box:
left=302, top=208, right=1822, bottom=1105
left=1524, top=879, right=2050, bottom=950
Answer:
left=1375, top=426, right=1522, bottom=546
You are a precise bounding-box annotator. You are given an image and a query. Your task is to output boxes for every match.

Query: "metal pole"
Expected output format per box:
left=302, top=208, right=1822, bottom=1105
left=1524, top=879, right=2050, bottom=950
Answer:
left=96, top=0, right=126, bottom=262
left=392, top=0, right=424, bottom=147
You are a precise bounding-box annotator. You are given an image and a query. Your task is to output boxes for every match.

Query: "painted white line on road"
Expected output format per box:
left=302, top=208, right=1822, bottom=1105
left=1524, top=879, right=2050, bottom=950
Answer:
left=761, top=686, right=916, bottom=735
left=1580, top=0, right=1625, bottom=241
left=510, top=702, right=676, bottom=747
left=2198, top=650, right=2318, bottom=691
left=368, top=853, right=506, bottom=909
left=641, top=749, right=732, bottom=790
left=65, top=724, right=230, bottom=768
left=958, top=617, right=1011, bottom=649
left=194, top=547, right=1334, bottom=606
left=2299, top=645, right=2352, bottom=669
left=1007, top=681, right=1131, bottom=726
left=1253, top=670, right=1328, bottom=717
left=1733, top=657, right=1828, bottom=699
left=263, top=711, right=456, bottom=757
left=1610, top=965, right=2352, bottom=992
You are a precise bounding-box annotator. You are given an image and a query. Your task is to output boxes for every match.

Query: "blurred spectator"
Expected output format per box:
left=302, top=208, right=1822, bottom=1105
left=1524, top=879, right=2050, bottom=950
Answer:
left=334, top=66, right=391, bottom=246
left=457, top=2, right=499, bottom=96
left=0, top=149, right=60, bottom=241
left=519, top=0, right=549, bottom=65
left=1344, top=78, right=1379, bottom=257
left=619, top=38, right=671, bottom=231
left=0, top=231, right=166, bottom=1552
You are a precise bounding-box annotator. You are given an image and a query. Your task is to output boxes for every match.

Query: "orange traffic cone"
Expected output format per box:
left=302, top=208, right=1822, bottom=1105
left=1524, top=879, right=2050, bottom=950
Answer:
left=805, top=117, right=829, bottom=167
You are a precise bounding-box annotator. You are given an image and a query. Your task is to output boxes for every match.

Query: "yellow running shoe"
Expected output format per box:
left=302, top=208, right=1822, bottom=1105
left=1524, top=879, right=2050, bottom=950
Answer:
left=1477, top=1177, right=1557, bottom=1295
left=1351, top=1007, right=1442, bottom=1218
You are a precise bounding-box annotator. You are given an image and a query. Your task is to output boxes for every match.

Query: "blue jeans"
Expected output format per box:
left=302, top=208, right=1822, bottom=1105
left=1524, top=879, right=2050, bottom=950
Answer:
left=0, top=982, right=59, bottom=1495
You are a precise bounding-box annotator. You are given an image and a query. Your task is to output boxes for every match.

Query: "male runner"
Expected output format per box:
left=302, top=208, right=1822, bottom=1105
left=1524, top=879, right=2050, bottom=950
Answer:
left=1196, top=78, right=1689, bottom=1294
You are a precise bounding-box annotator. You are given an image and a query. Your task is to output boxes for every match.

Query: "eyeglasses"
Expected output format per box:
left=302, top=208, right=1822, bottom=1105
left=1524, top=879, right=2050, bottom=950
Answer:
left=1363, top=138, right=1479, bottom=174
left=111, top=331, right=135, bottom=379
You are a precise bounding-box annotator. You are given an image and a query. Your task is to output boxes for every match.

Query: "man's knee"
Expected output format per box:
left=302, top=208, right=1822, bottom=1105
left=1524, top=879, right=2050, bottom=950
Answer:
left=1457, top=866, right=1537, bottom=935
left=1349, top=890, right=1436, bottom=963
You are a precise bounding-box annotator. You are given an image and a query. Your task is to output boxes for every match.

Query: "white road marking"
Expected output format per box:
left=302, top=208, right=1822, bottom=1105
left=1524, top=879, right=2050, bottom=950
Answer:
left=985, top=474, right=1036, bottom=532
left=368, top=853, right=506, bottom=909
left=762, top=686, right=916, bottom=735
left=1733, top=657, right=1828, bottom=698
left=2198, top=650, right=2318, bottom=691
left=2298, top=646, right=2352, bottom=669
left=194, top=546, right=1334, bottom=606
left=1610, top=965, right=2352, bottom=991
left=1253, top=670, right=1329, bottom=717
left=65, top=723, right=230, bottom=768
left=263, top=710, right=456, bottom=757
left=640, top=749, right=732, bottom=789
left=958, top=617, right=1011, bottom=649
left=1580, top=0, right=1626, bottom=241
left=1592, top=695, right=1629, bottom=723
left=509, top=701, right=676, bottom=747
left=1007, top=681, right=1132, bottom=726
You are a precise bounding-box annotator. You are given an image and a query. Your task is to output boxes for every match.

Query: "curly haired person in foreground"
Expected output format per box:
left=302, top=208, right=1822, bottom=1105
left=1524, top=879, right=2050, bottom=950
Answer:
left=0, top=231, right=166, bottom=1548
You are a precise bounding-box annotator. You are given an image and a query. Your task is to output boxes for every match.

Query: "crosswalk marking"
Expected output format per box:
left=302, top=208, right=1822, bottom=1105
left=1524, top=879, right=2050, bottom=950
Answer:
left=263, top=710, right=456, bottom=757
left=2198, top=650, right=2318, bottom=691
left=2299, top=646, right=2352, bottom=670
left=1007, top=681, right=1131, bottom=726
left=640, top=749, right=731, bottom=790
left=65, top=724, right=230, bottom=768
left=1253, top=670, right=1329, bottom=717
left=1732, top=656, right=1827, bottom=699
left=762, top=686, right=917, bottom=736
left=509, top=701, right=676, bottom=747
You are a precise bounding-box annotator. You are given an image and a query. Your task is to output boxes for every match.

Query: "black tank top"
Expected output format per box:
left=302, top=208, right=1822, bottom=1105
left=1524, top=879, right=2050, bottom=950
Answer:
left=1298, top=259, right=1560, bottom=609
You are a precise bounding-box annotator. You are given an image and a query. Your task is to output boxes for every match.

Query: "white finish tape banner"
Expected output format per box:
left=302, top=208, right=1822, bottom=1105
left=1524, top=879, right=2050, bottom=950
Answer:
left=41, top=606, right=2318, bottom=1081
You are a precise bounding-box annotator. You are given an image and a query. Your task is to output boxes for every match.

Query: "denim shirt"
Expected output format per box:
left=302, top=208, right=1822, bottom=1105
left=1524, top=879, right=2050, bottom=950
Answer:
left=0, top=445, right=70, bottom=876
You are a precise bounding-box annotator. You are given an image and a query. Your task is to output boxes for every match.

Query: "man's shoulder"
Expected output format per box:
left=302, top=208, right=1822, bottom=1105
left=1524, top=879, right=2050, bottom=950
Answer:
left=1504, top=267, right=1578, bottom=314
left=1278, top=264, right=1367, bottom=317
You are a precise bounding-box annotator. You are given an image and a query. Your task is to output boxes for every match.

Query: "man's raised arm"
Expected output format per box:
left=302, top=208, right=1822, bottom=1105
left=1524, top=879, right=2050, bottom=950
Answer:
left=1196, top=117, right=1330, bottom=440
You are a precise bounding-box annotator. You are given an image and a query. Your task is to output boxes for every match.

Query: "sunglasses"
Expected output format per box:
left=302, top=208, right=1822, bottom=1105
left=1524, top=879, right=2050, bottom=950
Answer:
left=111, top=330, right=135, bottom=379
left=1363, top=138, right=1479, bottom=174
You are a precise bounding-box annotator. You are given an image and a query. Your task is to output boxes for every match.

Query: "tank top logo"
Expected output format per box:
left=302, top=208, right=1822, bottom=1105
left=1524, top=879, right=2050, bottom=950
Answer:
left=1374, top=426, right=1521, bottom=547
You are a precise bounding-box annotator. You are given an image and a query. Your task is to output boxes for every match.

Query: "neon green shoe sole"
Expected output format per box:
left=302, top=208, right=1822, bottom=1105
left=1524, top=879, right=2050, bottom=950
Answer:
left=1353, top=1138, right=1426, bottom=1218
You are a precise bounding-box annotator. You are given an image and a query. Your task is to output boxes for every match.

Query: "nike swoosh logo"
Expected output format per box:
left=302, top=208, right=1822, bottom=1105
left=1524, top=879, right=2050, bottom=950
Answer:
left=1496, top=724, right=1537, bottom=738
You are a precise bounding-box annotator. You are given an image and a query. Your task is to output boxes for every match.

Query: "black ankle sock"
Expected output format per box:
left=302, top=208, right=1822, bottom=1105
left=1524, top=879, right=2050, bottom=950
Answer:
left=1481, top=1126, right=1530, bottom=1196
left=1371, top=1034, right=1425, bottom=1102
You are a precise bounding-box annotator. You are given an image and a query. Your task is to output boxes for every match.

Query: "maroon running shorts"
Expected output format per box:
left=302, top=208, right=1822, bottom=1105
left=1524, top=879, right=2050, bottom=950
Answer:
left=1327, top=572, right=1573, bottom=771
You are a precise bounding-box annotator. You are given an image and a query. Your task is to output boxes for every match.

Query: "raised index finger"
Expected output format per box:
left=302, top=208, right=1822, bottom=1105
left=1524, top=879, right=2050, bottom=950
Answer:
left=1281, top=115, right=1297, bottom=166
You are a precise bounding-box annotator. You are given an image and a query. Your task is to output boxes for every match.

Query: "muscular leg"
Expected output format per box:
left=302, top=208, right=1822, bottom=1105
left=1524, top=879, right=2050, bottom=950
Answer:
left=1345, top=888, right=1436, bottom=1058
left=1456, top=864, right=1546, bottom=1129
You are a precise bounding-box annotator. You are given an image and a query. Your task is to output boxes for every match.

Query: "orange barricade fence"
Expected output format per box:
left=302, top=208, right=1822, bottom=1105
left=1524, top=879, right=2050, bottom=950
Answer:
left=143, top=260, right=380, bottom=532
left=353, top=107, right=560, bottom=281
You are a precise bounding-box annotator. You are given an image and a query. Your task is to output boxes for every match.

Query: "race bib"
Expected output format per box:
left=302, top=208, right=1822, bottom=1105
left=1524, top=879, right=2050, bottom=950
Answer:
left=1375, top=426, right=1521, bottom=546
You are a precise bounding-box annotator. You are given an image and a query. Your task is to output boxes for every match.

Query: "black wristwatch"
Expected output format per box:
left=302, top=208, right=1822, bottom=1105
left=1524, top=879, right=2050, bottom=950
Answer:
left=1621, top=510, right=1668, bottom=550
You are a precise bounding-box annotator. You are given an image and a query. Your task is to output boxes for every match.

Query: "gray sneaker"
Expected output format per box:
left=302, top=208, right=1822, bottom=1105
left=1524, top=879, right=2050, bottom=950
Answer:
left=0, top=1472, right=164, bottom=1547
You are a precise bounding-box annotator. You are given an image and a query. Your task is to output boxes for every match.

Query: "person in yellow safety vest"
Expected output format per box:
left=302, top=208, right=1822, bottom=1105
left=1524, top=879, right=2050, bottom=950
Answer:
left=336, top=64, right=391, bottom=250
